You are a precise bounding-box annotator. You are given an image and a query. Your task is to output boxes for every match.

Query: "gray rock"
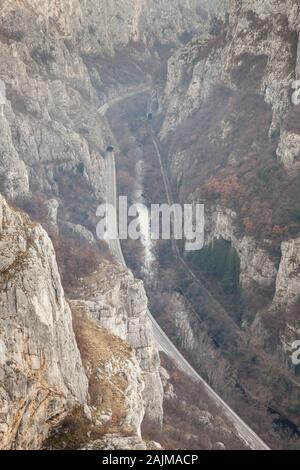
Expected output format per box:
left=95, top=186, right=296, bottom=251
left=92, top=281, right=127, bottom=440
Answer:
left=0, top=195, right=88, bottom=450
left=46, top=199, right=59, bottom=226
left=69, top=261, right=164, bottom=428
left=63, top=221, right=95, bottom=244
left=81, top=435, right=147, bottom=450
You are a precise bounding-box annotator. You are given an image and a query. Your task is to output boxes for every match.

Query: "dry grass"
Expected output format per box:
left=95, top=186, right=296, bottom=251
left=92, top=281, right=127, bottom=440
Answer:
left=45, top=305, right=134, bottom=449
left=72, top=303, right=131, bottom=409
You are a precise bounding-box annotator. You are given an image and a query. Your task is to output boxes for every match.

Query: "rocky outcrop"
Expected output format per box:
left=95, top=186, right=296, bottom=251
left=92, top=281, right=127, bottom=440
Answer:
left=81, top=435, right=162, bottom=451
left=277, top=131, right=300, bottom=173
left=248, top=235, right=300, bottom=359
left=160, top=0, right=299, bottom=150
left=62, top=221, right=95, bottom=244
left=71, top=305, right=147, bottom=446
left=44, top=303, right=154, bottom=450
left=0, top=195, right=88, bottom=449
left=206, top=207, right=278, bottom=291
left=69, top=261, right=164, bottom=428
left=0, top=0, right=205, bottom=204
left=0, top=194, right=162, bottom=450
left=267, top=237, right=300, bottom=350
left=273, top=237, right=300, bottom=309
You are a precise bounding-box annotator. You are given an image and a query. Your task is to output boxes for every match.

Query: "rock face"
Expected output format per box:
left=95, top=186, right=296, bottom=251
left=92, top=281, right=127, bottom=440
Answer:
left=0, top=0, right=205, bottom=52
left=0, top=0, right=205, bottom=450
left=0, top=0, right=205, bottom=205
left=274, top=237, right=300, bottom=309
left=71, top=305, right=147, bottom=446
left=0, top=195, right=88, bottom=449
left=160, top=0, right=300, bottom=143
left=206, top=207, right=278, bottom=292
left=157, top=0, right=300, bottom=346
left=268, top=237, right=300, bottom=351
left=0, top=193, right=161, bottom=450
left=69, top=261, right=164, bottom=428
left=277, top=131, right=300, bottom=173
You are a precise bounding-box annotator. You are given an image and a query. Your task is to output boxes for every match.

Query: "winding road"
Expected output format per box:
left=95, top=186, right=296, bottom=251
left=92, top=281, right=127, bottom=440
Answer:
left=98, top=84, right=151, bottom=117
left=101, top=88, right=270, bottom=451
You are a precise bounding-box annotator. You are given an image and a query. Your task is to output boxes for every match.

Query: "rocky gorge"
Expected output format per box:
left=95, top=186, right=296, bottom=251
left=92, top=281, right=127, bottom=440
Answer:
left=0, top=0, right=247, bottom=451
left=1, top=0, right=300, bottom=451
left=158, top=0, right=300, bottom=367
left=149, top=0, right=300, bottom=448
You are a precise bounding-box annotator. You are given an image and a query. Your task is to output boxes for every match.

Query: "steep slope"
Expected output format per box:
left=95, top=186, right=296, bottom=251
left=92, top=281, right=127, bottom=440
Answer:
left=46, top=304, right=157, bottom=451
left=0, top=0, right=206, bottom=202
left=69, top=261, right=164, bottom=428
left=147, top=0, right=300, bottom=447
left=0, top=195, right=88, bottom=449
left=0, top=193, right=164, bottom=450
left=158, top=0, right=300, bottom=363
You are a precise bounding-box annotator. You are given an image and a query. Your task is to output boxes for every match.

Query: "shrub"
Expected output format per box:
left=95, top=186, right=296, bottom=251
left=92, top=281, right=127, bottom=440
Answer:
left=51, top=233, right=104, bottom=294
left=291, top=208, right=300, bottom=224
left=76, top=162, right=85, bottom=175
left=15, top=192, right=49, bottom=226
left=189, top=238, right=241, bottom=295
left=31, top=47, right=56, bottom=64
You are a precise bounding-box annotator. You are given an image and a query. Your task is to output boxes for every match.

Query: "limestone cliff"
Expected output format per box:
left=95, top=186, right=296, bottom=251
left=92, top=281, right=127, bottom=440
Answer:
left=0, top=195, right=88, bottom=449
left=69, top=261, right=163, bottom=428
left=3, top=0, right=300, bottom=451
left=1, top=0, right=204, bottom=450
left=0, top=194, right=162, bottom=450
left=157, top=0, right=300, bottom=355
left=0, top=0, right=205, bottom=203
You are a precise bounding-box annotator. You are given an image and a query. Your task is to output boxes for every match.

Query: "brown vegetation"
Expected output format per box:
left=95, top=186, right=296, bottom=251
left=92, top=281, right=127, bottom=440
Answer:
left=14, top=191, right=111, bottom=295
left=51, top=233, right=105, bottom=295
left=169, top=82, right=300, bottom=246
left=142, top=353, right=246, bottom=450
left=45, top=306, right=134, bottom=450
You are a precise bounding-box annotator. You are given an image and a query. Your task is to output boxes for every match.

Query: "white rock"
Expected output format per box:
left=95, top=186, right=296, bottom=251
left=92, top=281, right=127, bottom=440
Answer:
left=0, top=341, right=7, bottom=366
left=70, top=261, right=164, bottom=428
left=0, top=196, right=88, bottom=450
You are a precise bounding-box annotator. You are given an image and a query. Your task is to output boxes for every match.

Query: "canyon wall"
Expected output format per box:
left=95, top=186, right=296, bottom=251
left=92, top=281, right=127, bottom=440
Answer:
left=0, top=195, right=88, bottom=449
left=158, top=0, right=300, bottom=355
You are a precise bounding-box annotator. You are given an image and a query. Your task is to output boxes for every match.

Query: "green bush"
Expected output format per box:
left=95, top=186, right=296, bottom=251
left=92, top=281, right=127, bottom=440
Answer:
left=76, top=162, right=85, bottom=175
left=189, top=238, right=241, bottom=295
left=291, top=208, right=300, bottom=224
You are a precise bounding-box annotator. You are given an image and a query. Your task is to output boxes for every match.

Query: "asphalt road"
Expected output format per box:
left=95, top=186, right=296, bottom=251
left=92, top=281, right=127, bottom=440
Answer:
left=98, top=84, right=151, bottom=116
